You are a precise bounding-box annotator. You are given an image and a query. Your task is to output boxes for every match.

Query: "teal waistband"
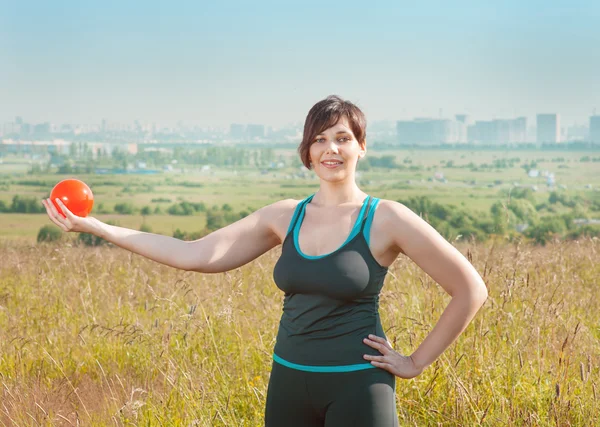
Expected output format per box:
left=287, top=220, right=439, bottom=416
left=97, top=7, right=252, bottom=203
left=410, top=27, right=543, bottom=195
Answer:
left=273, top=353, right=376, bottom=373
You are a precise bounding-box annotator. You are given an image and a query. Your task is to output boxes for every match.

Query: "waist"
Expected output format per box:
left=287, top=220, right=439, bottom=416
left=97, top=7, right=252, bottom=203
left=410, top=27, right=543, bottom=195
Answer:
left=272, top=353, right=376, bottom=372
left=273, top=319, right=386, bottom=367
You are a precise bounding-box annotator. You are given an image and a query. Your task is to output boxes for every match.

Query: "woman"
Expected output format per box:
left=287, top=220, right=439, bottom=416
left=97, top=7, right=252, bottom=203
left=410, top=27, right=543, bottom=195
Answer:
left=43, top=95, right=488, bottom=426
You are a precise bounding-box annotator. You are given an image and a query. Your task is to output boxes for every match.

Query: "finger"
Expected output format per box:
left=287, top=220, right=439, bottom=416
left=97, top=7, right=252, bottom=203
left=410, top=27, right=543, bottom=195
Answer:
left=43, top=198, right=60, bottom=221
left=369, top=334, right=394, bottom=350
left=363, top=354, right=386, bottom=362
left=46, top=198, right=64, bottom=220
left=46, top=199, right=71, bottom=230
left=54, top=199, right=76, bottom=229
left=363, top=337, right=391, bottom=355
left=55, top=198, right=75, bottom=219
left=368, top=360, right=393, bottom=371
left=43, top=200, right=69, bottom=232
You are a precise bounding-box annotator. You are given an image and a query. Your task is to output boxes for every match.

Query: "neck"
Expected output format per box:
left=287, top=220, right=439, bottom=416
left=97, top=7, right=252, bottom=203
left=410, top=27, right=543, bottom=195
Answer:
left=312, top=180, right=366, bottom=207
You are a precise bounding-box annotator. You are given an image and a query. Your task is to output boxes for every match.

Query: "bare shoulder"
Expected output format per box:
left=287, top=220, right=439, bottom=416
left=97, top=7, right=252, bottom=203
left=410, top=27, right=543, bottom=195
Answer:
left=260, top=198, right=303, bottom=243
left=376, top=198, right=451, bottom=255
left=261, top=198, right=301, bottom=220
left=373, top=199, right=437, bottom=254
left=375, top=199, right=416, bottom=225
left=377, top=198, right=411, bottom=213
left=266, top=198, right=302, bottom=212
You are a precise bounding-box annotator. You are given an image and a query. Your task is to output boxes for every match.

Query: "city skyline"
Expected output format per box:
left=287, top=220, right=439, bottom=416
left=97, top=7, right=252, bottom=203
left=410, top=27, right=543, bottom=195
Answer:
left=2, top=1, right=599, bottom=127
left=4, top=113, right=600, bottom=144
left=2, top=110, right=598, bottom=131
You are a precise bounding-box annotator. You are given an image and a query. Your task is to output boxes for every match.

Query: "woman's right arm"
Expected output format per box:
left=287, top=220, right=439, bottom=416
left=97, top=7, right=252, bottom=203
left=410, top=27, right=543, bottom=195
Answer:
left=43, top=197, right=294, bottom=273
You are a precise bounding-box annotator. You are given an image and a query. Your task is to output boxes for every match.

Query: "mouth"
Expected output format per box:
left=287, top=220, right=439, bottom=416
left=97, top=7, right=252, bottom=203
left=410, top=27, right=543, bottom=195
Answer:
left=321, top=160, right=344, bottom=169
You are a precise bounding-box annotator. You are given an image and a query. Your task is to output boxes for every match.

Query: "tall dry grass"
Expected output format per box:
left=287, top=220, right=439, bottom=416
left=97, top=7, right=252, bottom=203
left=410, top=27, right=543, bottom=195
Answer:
left=0, top=238, right=599, bottom=426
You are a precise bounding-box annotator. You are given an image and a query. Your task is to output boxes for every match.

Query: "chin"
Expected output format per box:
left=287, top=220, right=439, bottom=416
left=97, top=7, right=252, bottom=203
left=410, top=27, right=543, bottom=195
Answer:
left=318, top=173, right=350, bottom=183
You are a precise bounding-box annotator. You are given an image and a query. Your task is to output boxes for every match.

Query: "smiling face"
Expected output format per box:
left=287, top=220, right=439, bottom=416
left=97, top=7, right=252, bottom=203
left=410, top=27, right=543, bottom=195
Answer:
left=309, top=116, right=366, bottom=183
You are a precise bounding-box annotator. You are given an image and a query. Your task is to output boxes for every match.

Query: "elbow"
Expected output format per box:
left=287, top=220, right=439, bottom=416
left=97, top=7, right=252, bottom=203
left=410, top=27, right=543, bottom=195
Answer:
left=454, top=281, right=488, bottom=307
left=477, top=285, right=488, bottom=305
left=182, top=264, right=203, bottom=273
left=181, top=259, right=209, bottom=273
left=471, top=281, right=488, bottom=306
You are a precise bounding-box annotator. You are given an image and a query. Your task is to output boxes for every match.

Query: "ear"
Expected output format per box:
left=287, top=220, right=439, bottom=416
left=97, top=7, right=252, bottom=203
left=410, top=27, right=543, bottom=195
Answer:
left=359, top=140, right=367, bottom=158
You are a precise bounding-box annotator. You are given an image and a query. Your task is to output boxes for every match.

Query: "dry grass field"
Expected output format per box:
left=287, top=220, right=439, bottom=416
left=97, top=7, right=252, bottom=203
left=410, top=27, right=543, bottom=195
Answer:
left=1, top=238, right=599, bottom=426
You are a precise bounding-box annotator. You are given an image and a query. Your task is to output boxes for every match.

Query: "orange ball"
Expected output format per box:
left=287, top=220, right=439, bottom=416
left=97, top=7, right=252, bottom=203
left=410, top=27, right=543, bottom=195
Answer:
left=50, top=179, right=94, bottom=218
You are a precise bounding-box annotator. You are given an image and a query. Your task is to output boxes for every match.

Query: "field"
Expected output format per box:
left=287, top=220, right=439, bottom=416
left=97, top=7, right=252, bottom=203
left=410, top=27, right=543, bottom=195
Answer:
left=1, top=239, right=599, bottom=425
left=1, top=148, right=599, bottom=242
left=1, top=147, right=599, bottom=425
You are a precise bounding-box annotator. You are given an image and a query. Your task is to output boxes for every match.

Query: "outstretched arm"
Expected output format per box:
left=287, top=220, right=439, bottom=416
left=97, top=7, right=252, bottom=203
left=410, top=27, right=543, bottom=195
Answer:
left=43, top=198, right=289, bottom=273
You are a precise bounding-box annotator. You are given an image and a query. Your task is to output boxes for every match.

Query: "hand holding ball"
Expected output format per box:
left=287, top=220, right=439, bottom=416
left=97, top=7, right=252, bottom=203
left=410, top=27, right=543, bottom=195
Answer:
left=50, top=179, right=94, bottom=218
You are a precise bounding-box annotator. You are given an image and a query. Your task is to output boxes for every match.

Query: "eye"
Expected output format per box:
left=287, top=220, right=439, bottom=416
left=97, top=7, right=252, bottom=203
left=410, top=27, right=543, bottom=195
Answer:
left=314, top=137, right=325, bottom=143
left=339, top=137, right=350, bottom=142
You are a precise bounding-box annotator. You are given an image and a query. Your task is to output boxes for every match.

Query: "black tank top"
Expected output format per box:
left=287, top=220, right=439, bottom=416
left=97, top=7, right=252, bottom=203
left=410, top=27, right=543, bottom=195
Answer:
left=272, top=194, right=389, bottom=372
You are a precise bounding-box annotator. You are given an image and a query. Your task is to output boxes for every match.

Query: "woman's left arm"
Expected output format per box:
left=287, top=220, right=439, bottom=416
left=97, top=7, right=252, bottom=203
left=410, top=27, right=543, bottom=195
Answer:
left=363, top=200, right=488, bottom=377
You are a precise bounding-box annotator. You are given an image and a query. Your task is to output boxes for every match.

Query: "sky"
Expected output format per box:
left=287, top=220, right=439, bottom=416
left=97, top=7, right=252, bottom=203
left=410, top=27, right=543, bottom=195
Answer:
left=1, top=0, right=599, bottom=128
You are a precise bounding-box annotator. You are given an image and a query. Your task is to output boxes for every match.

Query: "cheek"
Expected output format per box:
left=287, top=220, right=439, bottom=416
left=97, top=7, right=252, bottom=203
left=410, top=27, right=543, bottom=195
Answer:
left=309, top=144, right=319, bottom=160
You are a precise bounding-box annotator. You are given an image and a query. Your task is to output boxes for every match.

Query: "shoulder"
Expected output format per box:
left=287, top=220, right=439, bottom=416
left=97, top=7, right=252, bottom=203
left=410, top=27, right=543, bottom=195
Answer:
left=372, top=199, right=436, bottom=253
left=258, top=198, right=305, bottom=242
left=239, top=198, right=302, bottom=226
left=262, top=198, right=302, bottom=218
left=373, top=199, right=418, bottom=225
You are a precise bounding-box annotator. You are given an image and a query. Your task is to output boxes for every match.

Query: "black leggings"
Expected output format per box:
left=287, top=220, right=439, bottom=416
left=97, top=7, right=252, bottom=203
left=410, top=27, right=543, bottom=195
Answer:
left=265, top=361, right=399, bottom=427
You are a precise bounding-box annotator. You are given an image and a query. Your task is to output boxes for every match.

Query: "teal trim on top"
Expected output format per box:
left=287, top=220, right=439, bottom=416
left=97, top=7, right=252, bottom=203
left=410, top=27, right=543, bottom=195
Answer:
left=293, top=195, right=371, bottom=260
left=363, top=197, right=380, bottom=246
left=286, top=194, right=315, bottom=236
left=273, top=353, right=376, bottom=372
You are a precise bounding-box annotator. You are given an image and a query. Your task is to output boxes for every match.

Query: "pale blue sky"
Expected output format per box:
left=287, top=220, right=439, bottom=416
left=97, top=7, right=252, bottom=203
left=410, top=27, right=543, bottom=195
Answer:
left=1, top=0, right=599, bottom=127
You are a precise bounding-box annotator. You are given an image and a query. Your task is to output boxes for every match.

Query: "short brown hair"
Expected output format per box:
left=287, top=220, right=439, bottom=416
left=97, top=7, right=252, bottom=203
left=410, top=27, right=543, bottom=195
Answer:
left=298, top=95, right=367, bottom=169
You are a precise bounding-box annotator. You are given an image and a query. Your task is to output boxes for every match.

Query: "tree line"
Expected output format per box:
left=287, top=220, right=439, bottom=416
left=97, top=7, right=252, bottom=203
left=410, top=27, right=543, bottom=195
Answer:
left=37, top=188, right=600, bottom=246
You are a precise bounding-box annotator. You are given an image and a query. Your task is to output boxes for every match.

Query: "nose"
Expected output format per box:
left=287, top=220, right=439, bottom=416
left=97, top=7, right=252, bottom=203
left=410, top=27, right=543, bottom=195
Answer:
left=324, top=139, right=339, bottom=154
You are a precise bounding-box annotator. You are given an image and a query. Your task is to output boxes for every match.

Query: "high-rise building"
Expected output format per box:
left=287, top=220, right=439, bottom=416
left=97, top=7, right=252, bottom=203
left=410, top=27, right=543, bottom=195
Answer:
left=246, top=124, right=265, bottom=139
left=397, top=119, right=462, bottom=145
left=590, top=116, right=600, bottom=143
left=468, top=121, right=494, bottom=144
left=467, top=118, right=526, bottom=144
left=455, top=114, right=473, bottom=125
left=34, top=123, right=50, bottom=134
left=513, top=117, right=527, bottom=142
left=229, top=123, right=245, bottom=139
left=537, top=114, right=560, bottom=143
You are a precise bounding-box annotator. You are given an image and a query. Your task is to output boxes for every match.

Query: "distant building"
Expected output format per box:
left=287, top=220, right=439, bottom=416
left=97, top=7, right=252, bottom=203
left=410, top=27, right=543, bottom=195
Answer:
left=590, top=115, right=600, bottom=143
left=454, top=115, right=471, bottom=142
left=246, top=124, right=265, bottom=139
left=513, top=117, right=527, bottom=142
left=34, top=122, right=50, bottom=134
left=455, top=114, right=472, bottom=125
left=229, top=123, right=245, bottom=139
left=537, top=114, right=560, bottom=144
left=397, top=119, right=464, bottom=145
left=468, top=118, right=527, bottom=144
left=565, top=124, right=588, bottom=141
left=20, top=123, right=32, bottom=136
left=0, top=138, right=71, bottom=155
left=468, top=121, right=494, bottom=144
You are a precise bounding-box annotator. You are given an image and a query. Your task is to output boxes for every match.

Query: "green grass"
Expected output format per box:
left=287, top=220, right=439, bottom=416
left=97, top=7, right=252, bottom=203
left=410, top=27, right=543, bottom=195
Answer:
left=0, top=214, right=208, bottom=240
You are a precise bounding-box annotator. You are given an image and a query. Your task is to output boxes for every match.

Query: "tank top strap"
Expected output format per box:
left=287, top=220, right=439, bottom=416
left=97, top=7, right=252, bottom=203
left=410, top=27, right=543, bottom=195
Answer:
left=286, top=194, right=315, bottom=236
left=359, top=195, right=373, bottom=232
left=362, top=197, right=381, bottom=245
